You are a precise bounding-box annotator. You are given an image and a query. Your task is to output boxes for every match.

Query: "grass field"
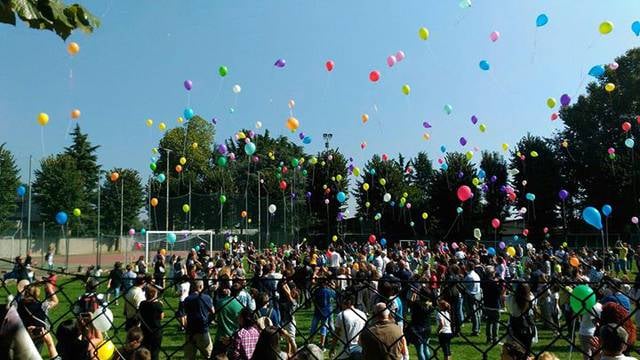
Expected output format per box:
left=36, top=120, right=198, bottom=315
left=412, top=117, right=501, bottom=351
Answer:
left=0, top=273, right=586, bottom=360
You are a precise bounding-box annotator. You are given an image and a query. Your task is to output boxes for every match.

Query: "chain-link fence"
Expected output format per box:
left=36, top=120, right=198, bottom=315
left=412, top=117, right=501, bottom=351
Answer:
left=1, top=254, right=639, bottom=360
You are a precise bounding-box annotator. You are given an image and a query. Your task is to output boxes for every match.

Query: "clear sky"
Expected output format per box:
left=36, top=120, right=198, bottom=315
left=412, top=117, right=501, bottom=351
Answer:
left=1, top=0, right=639, bottom=181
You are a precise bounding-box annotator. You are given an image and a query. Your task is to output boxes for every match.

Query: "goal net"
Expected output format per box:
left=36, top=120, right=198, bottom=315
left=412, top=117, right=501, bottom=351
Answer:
left=143, top=230, right=214, bottom=263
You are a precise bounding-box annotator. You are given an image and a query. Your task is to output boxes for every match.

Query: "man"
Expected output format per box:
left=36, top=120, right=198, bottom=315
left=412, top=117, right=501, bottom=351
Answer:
left=183, top=280, right=215, bottom=360
left=597, top=323, right=638, bottom=360
left=330, top=293, right=366, bottom=360
left=327, top=246, right=342, bottom=275
left=463, top=262, right=482, bottom=336
left=123, top=264, right=137, bottom=291
left=107, top=262, right=124, bottom=305
left=480, top=266, right=502, bottom=344
left=124, top=276, right=146, bottom=330
left=310, top=278, right=336, bottom=350
left=359, top=303, right=408, bottom=360
left=214, top=284, right=243, bottom=349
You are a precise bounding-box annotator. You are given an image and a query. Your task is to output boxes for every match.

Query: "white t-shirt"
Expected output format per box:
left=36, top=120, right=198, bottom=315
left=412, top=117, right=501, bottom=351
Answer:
left=437, top=310, right=452, bottom=334
left=178, top=282, right=190, bottom=302
left=335, top=307, right=367, bottom=359
left=329, top=252, right=342, bottom=267
left=124, top=286, right=145, bottom=319
left=579, top=303, right=602, bottom=336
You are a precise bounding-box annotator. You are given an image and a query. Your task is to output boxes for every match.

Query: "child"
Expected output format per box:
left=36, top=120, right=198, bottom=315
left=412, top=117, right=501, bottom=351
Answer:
left=437, top=299, right=454, bottom=360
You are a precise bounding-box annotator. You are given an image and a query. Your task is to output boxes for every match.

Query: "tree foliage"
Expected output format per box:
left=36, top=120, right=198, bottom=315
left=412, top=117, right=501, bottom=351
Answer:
left=99, top=168, right=145, bottom=237
left=0, top=143, right=20, bottom=232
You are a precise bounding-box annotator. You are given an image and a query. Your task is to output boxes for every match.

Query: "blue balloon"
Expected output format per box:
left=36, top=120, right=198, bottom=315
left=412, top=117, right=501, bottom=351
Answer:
left=487, top=247, right=496, bottom=256
left=55, top=211, right=68, bottom=225
left=479, top=60, right=490, bottom=71
left=632, top=21, right=640, bottom=36
left=588, top=65, right=605, bottom=78
left=456, top=207, right=463, bottom=214
left=184, top=108, right=195, bottom=120
left=390, top=201, right=396, bottom=207
left=441, top=163, right=449, bottom=171
left=302, top=136, right=312, bottom=144
left=440, top=145, right=447, bottom=153
left=380, top=238, right=387, bottom=246
left=513, top=235, right=519, bottom=241
left=141, top=228, right=147, bottom=235
left=582, top=206, right=603, bottom=230
left=336, top=191, right=346, bottom=203
left=525, top=193, right=536, bottom=201
left=536, top=14, right=548, bottom=27
left=16, top=185, right=26, bottom=197
left=156, top=173, right=166, bottom=183
left=625, top=138, right=635, bottom=148
left=167, top=232, right=177, bottom=244
left=478, top=169, right=486, bottom=179
left=369, top=169, right=376, bottom=176
left=602, top=204, right=613, bottom=217
left=244, top=142, right=257, bottom=156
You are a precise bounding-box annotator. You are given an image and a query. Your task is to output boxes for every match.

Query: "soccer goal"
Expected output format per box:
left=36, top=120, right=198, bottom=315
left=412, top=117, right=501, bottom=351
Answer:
left=143, top=230, right=214, bottom=264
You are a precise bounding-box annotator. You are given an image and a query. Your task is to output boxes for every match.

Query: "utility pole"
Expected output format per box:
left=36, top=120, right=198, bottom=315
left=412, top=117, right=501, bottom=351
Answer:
left=26, top=155, right=32, bottom=250
left=164, top=148, right=172, bottom=232
left=97, top=174, right=101, bottom=267
left=257, top=173, right=261, bottom=251
left=120, top=177, right=125, bottom=263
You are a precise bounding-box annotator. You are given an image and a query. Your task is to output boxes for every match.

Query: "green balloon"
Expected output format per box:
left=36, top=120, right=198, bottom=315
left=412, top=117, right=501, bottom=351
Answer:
left=570, top=285, right=596, bottom=315
left=276, top=173, right=281, bottom=179
left=150, top=163, right=157, bottom=171
left=302, top=170, right=308, bottom=177
left=291, top=158, right=299, bottom=167
left=217, top=156, right=227, bottom=167
left=218, top=66, right=228, bottom=77
left=219, top=194, right=227, bottom=204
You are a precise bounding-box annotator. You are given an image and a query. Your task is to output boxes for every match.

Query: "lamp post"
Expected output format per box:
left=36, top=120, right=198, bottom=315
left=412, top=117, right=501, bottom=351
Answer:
left=322, top=133, right=333, bottom=150
left=161, top=148, right=172, bottom=233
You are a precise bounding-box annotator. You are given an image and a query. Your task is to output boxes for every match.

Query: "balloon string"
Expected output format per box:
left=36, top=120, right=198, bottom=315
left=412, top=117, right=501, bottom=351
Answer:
left=41, top=127, right=46, bottom=157
left=443, top=213, right=460, bottom=240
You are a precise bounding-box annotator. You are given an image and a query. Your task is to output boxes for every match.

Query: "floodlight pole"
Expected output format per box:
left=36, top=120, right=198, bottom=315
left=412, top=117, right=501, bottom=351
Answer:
left=164, top=148, right=172, bottom=233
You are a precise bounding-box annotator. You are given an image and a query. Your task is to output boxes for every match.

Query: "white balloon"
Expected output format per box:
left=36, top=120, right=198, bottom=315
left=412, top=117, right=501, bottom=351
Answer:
left=255, top=121, right=262, bottom=129
left=91, top=306, right=113, bottom=332
left=383, top=193, right=391, bottom=202
left=268, top=204, right=277, bottom=214
left=232, top=84, right=242, bottom=94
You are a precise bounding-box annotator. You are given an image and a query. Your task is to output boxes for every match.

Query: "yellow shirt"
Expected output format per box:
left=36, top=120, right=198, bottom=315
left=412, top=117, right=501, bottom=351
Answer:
left=310, top=253, right=318, bottom=265
left=620, top=246, right=629, bottom=259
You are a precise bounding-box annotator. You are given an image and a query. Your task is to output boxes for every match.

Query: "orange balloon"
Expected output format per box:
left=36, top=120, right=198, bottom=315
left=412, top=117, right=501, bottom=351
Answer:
left=175, top=165, right=183, bottom=173
left=569, top=257, right=580, bottom=268
left=110, top=172, right=119, bottom=182
left=361, top=114, right=369, bottom=123
left=71, top=109, right=81, bottom=119
left=67, top=42, right=80, bottom=56
left=150, top=198, right=159, bottom=207
left=241, top=210, right=248, bottom=218
left=286, top=117, right=299, bottom=131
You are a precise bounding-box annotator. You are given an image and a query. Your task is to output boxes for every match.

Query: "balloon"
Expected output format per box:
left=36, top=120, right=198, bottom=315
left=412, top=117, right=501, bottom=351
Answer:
left=184, top=80, right=193, bottom=91
left=602, top=204, right=612, bottom=217
left=67, top=42, right=80, bottom=55
left=179, top=157, right=187, bottom=165
left=536, top=14, right=549, bottom=27
left=149, top=162, right=157, bottom=171
left=325, top=60, right=335, bottom=71
left=156, top=173, right=166, bottom=183
left=337, top=192, right=347, bottom=203
left=128, top=228, right=135, bottom=236
left=145, top=119, right=153, bottom=127
left=95, top=340, right=115, bottom=360
left=158, top=122, right=168, bottom=131
left=240, top=210, right=247, bottom=218
left=110, top=172, right=119, bottom=182
left=459, top=0, right=471, bottom=9
left=633, top=21, right=640, bottom=36
left=218, top=66, right=228, bottom=77
left=501, top=143, right=509, bottom=152
left=274, top=58, right=286, bottom=68
left=557, top=94, right=571, bottom=108
left=609, top=62, right=619, bottom=70
left=244, top=142, right=256, bottom=156
left=217, top=157, right=228, bottom=167
left=37, top=113, right=49, bottom=126
left=506, top=246, right=516, bottom=257
left=419, top=27, right=429, bottom=40
left=224, top=242, right=230, bottom=251
left=487, top=247, right=496, bottom=256
left=325, top=199, right=330, bottom=205
left=255, top=121, right=263, bottom=129
left=551, top=113, right=559, bottom=121
left=219, top=194, right=227, bottom=204
left=362, top=114, right=369, bottom=123
left=491, top=218, right=501, bottom=229
left=182, top=204, right=190, bottom=213
left=174, top=164, right=183, bottom=173
left=55, top=211, right=68, bottom=225
left=134, top=241, right=143, bottom=250
left=582, top=206, right=603, bottom=230
left=633, top=216, right=639, bottom=225
left=379, top=178, right=387, bottom=186
left=444, top=104, right=453, bottom=115
left=149, top=198, right=158, bottom=208
left=16, top=185, right=26, bottom=197
left=387, top=55, right=397, bottom=67
left=522, top=229, right=529, bottom=237
left=422, top=133, right=431, bottom=141
left=231, top=84, right=242, bottom=94
left=286, top=117, right=299, bottom=131
left=622, top=122, right=632, bottom=132
left=546, top=98, right=556, bottom=108
left=401, top=84, right=411, bottom=95
left=526, top=193, right=536, bottom=201
left=368, top=234, right=376, bottom=244
left=558, top=189, right=569, bottom=201
left=570, top=285, right=596, bottom=315
left=73, top=208, right=81, bottom=217
left=479, top=60, right=490, bottom=71
left=599, top=21, right=614, bottom=35
left=396, top=51, right=405, bottom=61
left=383, top=193, right=391, bottom=202
left=473, top=228, right=481, bottom=240
left=543, top=227, right=549, bottom=234
left=441, top=163, right=449, bottom=171
left=279, top=180, right=287, bottom=191
left=479, top=124, right=487, bottom=133
left=588, top=65, right=605, bottom=78
left=465, top=151, right=474, bottom=160
left=69, top=108, right=81, bottom=120
left=421, top=212, right=428, bottom=220
left=369, top=70, right=381, bottom=82
left=569, top=257, right=580, bottom=268
left=498, top=241, right=506, bottom=250
left=625, top=138, right=635, bottom=148
left=363, top=183, right=370, bottom=191
left=184, top=108, right=194, bottom=120
left=380, top=238, right=387, bottom=246
left=489, top=31, right=500, bottom=42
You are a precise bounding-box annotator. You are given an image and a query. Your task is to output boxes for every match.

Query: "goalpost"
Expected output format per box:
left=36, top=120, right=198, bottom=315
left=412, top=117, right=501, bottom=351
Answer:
left=144, top=230, right=214, bottom=264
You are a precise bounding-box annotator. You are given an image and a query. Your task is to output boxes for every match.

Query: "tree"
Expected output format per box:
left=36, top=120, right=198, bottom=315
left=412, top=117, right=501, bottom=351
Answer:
left=0, top=143, right=20, bottom=232
left=510, top=135, right=562, bottom=242
left=64, top=124, right=100, bottom=228
left=408, top=152, right=434, bottom=235
left=1, top=0, right=99, bottom=40
left=480, top=151, right=509, bottom=234
left=99, top=168, right=145, bottom=238
left=33, top=154, right=86, bottom=233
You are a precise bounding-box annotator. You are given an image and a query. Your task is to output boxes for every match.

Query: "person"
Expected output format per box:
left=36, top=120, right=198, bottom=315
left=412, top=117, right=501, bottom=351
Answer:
left=502, top=283, right=535, bottom=360
left=278, top=278, right=299, bottom=354
left=55, top=319, right=91, bottom=360
left=597, top=323, right=638, bottom=360
left=330, top=293, right=366, bottom=360
left=45, top=245, right=55, bottom=270
left=292, top=344, right=324, bottom=360
left=124, top=276, right=146, bottom=330
left=123, top=264, right=137, bottom=291
left=107, top=262, right=124, bottom=305
left=119, top=326, right=145, bottom=359
left=16, top=281, right=59, bottom=359
left=214, top=281, right=244, bottom=350
left=538, top=352, right=560, bottom=360
left=136, top=256, right=147, bottom=275
left=133, top=347, right=152, bottom=360
left=481, top=266, right=503, bottom=344
left=578, top=302, right=602, bottom=360
left=437, top=299, right=454, bottom=360
left=72, top=278, right=103, bottom=316
left=251, top=325, right=293, bottom=360
left=405, top=286, right=434, bottom=360
left=184, top=279, right=215, bottom=359
left=3, top=256, right=29, bottom=281
left=359, top=303, right=407, bottom=360
left=310, top=277, right=336, bottom=350
left=230, top=308, right=261, bottom=360
left=176, top=274, right=191, bottom=331
left=138, top=285, right=164, bottom=360
left=153, top=256, right=165, bottom=289
left=463, top=262, right=482, bottom=336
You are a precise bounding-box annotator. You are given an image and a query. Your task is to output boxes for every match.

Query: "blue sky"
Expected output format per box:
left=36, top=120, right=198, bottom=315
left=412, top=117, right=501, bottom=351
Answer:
left=1, top=0, right=639, bottom=181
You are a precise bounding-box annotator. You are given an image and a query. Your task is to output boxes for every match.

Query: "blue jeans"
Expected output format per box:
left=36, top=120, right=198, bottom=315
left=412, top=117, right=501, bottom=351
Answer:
left=454, top=296, right=464, bottom=333
left=616, top=259, right=627, bottom=273
left=415, top=339, right=431, bottom=360
left=310, top=313, right=333, bottom=336
left=465, top=293, right=482, bottom=334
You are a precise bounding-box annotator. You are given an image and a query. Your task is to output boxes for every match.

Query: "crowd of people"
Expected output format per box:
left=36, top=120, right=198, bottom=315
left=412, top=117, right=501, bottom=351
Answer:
left=2, top=238, right=640, bottom=360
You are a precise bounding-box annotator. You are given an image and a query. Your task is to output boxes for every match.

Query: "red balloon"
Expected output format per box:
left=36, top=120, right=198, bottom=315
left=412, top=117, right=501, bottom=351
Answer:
left=282, top=166, right=289, bottom=174
left=456, top=185, right=473, bottom=202
left=622, top=122, right=632, bottom=132
left=636, top=116, right=640, bottom=125
left=368, top=234, right=376, bottom=244
left=491, top=218, right=501, bottom=229
left=369, top=70, right=380, bottom=82
left=522, top=229, right=529, bottom=236
left=325, top=60, right=334, bottom=72
left=134, top=242, right=143, bottom=250
left=507, top=193, right=516, bottom=201
left=382, top=153, right=389, bottom=161
left=279, top=180, right=287, bottom=191
left=550, top=113, right=558, bottom=121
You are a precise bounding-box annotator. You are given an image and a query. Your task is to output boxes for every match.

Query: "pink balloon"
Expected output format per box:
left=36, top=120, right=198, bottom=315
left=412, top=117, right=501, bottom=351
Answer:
left=551, top=113, right=559, bottom=121
left=608, top=147, right=616, bottom=154
left=491, top=218, right=501, bottom=229
left=489, top=31, right=500, bottom=42
left=406, top=203, right=412, bottom=209
left=437, top=158, right=443, bottom=164
left=128, top=228, right=135, bottom=236
left=609, top=62, right=619, bottom=70
left=457, top=185, right=473, bottom=202
left=387, top=55, right=397, bottom=67
left=396, top=51, right=405, bottom=61
left=451, top=242, right=458, bottom=250
left=633, top=216, right=639, bottom=224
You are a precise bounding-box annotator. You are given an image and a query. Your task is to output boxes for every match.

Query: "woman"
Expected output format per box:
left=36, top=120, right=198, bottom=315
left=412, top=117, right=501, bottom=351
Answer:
left=230, top=308, right=261, bottom=360
left=406, top=284, right=434, bottom=360
left=437, top=299, right=454, bottom=360
left=251, top=326, right=293, bottom=360
left=502, top=283, right=535, bottom=360
left=17, top=282, right=59, bottom=358
left=138, top=286, right=164, bottom=360
left=153, top=256, right=165, bottom=289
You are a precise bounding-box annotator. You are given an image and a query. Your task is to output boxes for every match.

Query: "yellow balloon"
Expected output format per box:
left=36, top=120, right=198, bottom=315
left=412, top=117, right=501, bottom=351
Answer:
left=191, top=142, right=198, bottom=149
left=402, top=84, right=411, bottom=95
left=465, top=151, right=474, bottom=160
left=361, top=114, right=369, bottom=124
left=179, top=157, right=187, bottom=165
left=562, top=140, right=569, bottom=148
left=71, top=109, right=81, bottom=119
left=95, top=340, right=115, bottom=360
left=599, top=21, right=614, bottom=35
left=423, top=133, right=431, bottom=141
left=365, top=201, right=371, bottom=208
left=286, top=117, right=299, bottom=131
left=403, top=192, right=408, bottom=198
left=418, top=27, right=430, bottom=41
left=152, top=147, right=159, bottom=154
left=182, top=204, right=190, bottom=213
left=363, top=183, right=370, bottom=191
left=146, top=119, right=153, bottom=127
left=530, top=151, right=539, bottom=157
left=353, top=167, right=361, bottom=177
left=67, top=42, right=80, bottom=56
left=336, top=174, right=343, bottom=181
left=501, top=143, right=509, bottom=151
left=237, top=132, right=246, bottom=139
left=37, top=113, right=49, bottom=126
left=605, top=83, right=616, bottom=92
left=332, top=235, right=338, bottom=242
left=310, top=157, right=318, bottom=165
left=177, top=117, right=184, bottom=124
left=331, top=176, right=336, bottom=182
left=472, top=177, right=480, bottom=186
left=379, top=178, right=386, bottom=186
left=479, top=124, right=487, bottom=133
left=546, top=97, right=556, bottom=109
left=299, top=157, right=305, bottom=164
left=158, top=122, right=166, bottom=131
left=506, top=246, right=516, bottom=257
left=421, top=212, right=428, bottom=220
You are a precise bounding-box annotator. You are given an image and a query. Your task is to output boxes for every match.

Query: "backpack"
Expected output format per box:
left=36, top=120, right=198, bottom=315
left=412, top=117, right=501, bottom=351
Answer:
left=509, top=308, right=535, bottom=345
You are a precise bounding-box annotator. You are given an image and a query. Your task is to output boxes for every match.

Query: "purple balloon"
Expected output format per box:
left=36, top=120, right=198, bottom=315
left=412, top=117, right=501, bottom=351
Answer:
left=184, top=80, right=193, bottom=91
left=471, top=115, right=478, bottom=124
left=306, top=191, right=312, bottom=199
left=499, top=185, right=507, bottom=193
left=299, top=132, right=305, bottom=140
left=217, top=144, right=227, bottom=154
left=337, top=212, right=345, bottom=221
left=274, top=59, right=286, bottom=68
left=459, top=137, right=468, bottom=146
left=211, top=117, right=218, bottom=125
left=457, top=171, right=464, bottom=179
left=290, top=193, right=297, bottom=199
left=481, top=184, right=489, bottom=192
left=490, top=175, right=497, bottom=183
left=252, top=156, right=260, bottom=163
left=558, top=189, right=569, bottom=201
left=422, top=121, right=432, bottom=128
left=248, top=130, right=255, bottom=138
left=560, top=94, right=571, bottom=107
